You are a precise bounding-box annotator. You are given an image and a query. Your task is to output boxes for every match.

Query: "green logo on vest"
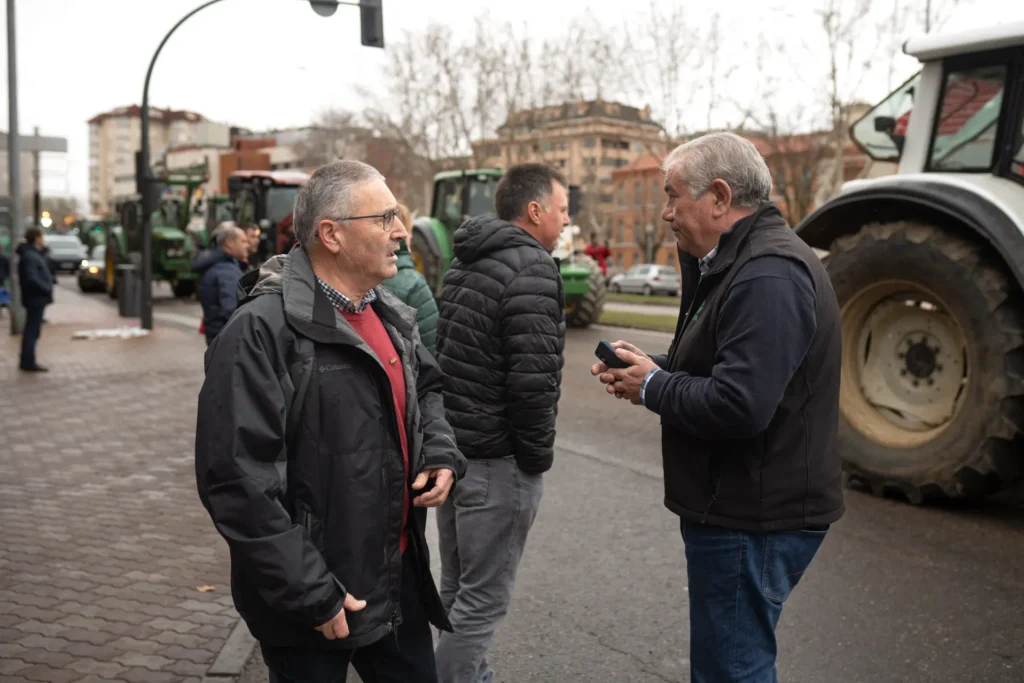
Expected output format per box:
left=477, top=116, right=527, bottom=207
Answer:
left=691, top=304, right=704, bottom=322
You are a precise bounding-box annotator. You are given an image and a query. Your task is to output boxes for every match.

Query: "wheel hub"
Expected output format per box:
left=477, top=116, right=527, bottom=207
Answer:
left=856, top=297, right=966, bottom=431
left=903, top=338, right=937, bottom=379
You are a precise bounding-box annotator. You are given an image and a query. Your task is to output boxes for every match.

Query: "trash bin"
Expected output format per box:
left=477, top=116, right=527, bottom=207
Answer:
left=117, top=264, right=142, bottom=318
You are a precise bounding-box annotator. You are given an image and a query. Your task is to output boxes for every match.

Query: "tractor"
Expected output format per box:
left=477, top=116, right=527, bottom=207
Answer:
left=794, top=20, right=1024, bottom=502
left=409, top=169, right=607, bottom=327
left=227, top=170, right=309, bottom=268
left=186, top=190, right=234, bottom=252
left=105, top=164, right=210, bottom=299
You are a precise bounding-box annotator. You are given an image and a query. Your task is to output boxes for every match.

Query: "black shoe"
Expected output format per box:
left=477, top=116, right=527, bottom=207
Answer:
left=19, top=365, right=48, bottom=372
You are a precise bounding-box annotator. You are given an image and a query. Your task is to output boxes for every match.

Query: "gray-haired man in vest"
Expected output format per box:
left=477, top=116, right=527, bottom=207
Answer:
left=592, top=131, right=844, bottom=683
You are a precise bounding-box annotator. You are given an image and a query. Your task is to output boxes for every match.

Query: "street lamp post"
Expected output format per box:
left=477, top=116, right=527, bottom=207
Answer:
left=136, top=0, right=383, bottom=330
left=7, top=0, right=24, bottom=336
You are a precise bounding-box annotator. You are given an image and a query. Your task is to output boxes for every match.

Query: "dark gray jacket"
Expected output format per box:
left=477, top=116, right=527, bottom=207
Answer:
left=193, top=248, right=244, bottom=342
left=646, top=204, right=844, bottom=531
left=195, top=245, right=466, bottom=651
left=16, top=242, right=54, bottom=308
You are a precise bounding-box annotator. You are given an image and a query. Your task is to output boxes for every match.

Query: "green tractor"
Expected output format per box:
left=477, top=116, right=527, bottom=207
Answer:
left=409, top=169, right=607, bottom=328
left=105, top=164, right=209, bottom=300
left=187, top=191, right=234, bottom=252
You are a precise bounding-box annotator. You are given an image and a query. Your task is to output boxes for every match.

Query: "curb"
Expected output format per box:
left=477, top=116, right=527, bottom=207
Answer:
left=204, top=617, right=258, bottom=681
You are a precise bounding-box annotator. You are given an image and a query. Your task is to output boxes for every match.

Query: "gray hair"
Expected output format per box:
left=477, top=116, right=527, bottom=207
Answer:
left=214, top=222, right=241, bottom=248
left=661, top=132, right=773, bottom=209
left=293, top=160, right=385, bottom=250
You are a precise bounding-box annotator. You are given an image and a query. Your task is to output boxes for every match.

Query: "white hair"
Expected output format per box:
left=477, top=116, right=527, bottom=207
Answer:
left=661, top=132, right=773, bottom=209
left=292, top=160, right=385, bottom=250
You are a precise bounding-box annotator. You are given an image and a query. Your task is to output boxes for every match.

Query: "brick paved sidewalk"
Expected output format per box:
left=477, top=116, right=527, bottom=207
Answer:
left=0, top=285, right=250, bottom=683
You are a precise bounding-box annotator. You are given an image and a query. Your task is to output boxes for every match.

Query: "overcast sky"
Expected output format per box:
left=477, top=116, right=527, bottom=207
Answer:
left=1, top=0, right=1021, bottom=205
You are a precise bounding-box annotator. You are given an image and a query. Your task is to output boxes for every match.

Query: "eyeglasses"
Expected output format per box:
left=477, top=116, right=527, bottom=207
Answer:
left=334, top=208, right=401, bottom=232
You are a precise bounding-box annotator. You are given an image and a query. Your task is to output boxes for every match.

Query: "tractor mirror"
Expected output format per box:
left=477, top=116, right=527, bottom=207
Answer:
left=874, top=116, right=896, bottom=134
left=568, top=185, right=582, bottom=218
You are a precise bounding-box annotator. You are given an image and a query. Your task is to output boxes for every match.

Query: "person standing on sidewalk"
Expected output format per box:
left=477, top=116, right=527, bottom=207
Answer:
left=593, top=132, right=844, bottom=683
left=195, top=159, right=465, bottom=683
left=381, top=203, right=439, bottom=356
left=17, top=228, right=54, bottom=372
left=433, top=163, right=568, bottom=683
left=192, top=223, right=247, bottom=346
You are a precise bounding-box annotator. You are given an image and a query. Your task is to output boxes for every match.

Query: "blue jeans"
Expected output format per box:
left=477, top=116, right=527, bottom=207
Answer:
left=682, top=520, right=828, bottom=683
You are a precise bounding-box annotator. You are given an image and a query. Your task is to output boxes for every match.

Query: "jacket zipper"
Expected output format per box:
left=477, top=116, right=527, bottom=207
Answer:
left=376, top=359, right=405, bottom=635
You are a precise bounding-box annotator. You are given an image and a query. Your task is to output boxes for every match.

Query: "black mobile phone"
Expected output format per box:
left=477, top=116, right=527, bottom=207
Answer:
left=595, top=340, right=631, bottom=369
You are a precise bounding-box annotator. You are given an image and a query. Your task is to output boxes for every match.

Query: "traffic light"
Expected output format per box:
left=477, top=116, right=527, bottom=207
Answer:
left=359, top=0, right=383, bottom=48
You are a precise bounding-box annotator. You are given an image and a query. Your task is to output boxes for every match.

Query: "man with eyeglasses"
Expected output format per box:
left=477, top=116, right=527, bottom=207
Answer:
left=195, top=159, right=466, bottom=683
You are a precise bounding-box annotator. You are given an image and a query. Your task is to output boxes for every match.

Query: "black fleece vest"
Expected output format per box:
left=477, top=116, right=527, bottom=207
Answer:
left=663, top=204, right=845, bottom=531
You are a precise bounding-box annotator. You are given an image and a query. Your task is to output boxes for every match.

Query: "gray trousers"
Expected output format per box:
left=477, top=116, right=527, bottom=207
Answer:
left=434, top=455, right=544, bottom=683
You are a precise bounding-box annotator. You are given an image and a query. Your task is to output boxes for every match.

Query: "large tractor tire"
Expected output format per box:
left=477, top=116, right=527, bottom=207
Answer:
left=410, top=224, right=443, bottom=297
left=171, top=279, right=197, bottom=299
left=565, top=256, right=607, bottom=328
left=105, top=239, right=121, bottom=300
left=825, top=221, right=1024, bottom=502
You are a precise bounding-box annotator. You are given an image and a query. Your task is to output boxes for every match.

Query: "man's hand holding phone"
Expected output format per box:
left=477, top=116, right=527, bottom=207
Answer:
left=591, top=340, right=658, bottom=404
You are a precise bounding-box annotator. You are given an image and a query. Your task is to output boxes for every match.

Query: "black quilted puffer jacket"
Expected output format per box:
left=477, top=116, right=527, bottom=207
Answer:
left=435, top=215, right=566, bottom=474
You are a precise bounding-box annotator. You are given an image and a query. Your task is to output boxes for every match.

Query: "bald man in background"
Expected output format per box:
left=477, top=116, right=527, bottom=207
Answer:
left=192, top=223, right=249, bottom=346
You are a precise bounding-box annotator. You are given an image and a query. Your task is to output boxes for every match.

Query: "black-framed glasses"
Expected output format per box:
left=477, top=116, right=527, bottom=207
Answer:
left=334, top=208, right=400, bottom=232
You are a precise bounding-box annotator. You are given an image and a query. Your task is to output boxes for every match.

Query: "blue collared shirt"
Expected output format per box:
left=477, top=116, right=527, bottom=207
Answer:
left=317, top=278, right=377, bottom=313
left=640, top=246, right=717, bottom=406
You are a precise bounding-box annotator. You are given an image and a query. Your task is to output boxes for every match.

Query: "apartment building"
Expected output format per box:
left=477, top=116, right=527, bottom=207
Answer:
left=87, top=106, right=231, bottom=213
left=607, top=122, right=889, bottom=274
left=472, top=99, right=667, bottom=233
left=607, top=154, right=677, bottom=273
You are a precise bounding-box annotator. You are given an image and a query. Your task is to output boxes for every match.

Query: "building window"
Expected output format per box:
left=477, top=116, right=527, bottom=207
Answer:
left=668, top=252, right=675, bottom=267
left=617, top=220, right=624, bottom=243
left=634, top=182, right=642, bottom=205
left=583, top=137, right=597, bottom=148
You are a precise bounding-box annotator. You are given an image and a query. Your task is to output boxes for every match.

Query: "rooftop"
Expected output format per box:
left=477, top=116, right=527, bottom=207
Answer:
left=498, top=99, right=661, bottom=132
left=88, top=105, right=207, bottom=125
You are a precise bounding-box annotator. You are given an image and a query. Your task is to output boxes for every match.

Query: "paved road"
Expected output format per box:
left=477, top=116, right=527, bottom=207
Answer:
left=68, top=278, right=1024, bottom=682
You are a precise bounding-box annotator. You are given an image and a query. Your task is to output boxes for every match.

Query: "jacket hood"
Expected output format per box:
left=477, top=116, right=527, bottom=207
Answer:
left=192, top=248, right=233, bottom=273
left=236, top=245, right=419, bottom=342
left=16, top=242, right=37, bottom=257
left=452, top=215, right=546, bottom=264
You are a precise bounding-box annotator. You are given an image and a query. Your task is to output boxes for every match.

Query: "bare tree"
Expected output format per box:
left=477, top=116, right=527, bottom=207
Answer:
left=292, top=108, right=363, bottom=169
left=620, top=0, right=699, bottom=141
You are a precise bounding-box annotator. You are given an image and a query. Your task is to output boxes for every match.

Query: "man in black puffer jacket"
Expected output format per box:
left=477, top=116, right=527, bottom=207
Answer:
left=433, top=163, right=568, bottom=683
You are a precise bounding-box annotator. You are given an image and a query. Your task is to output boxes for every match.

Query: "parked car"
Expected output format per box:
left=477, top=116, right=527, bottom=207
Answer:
left=77, top=244, right=106, bottom=293
left=45, top=233, right=87, bottom=274
left=608, top=264, right=679, bottom=296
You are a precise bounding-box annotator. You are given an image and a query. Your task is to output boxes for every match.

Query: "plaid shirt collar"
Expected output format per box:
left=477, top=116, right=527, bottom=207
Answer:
left=698, top=246, right=718, bottom=275
left=316, top=277, right=377, bottom=313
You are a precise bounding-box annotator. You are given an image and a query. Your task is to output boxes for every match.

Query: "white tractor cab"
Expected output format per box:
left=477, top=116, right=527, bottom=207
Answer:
left=796, top=21, right=1024, bottom=503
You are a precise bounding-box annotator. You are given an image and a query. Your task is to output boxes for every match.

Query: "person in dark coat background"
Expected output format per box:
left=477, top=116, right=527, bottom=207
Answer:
left=381, top=203, right=439, bottom=355
left=432, top=163, right=569, bottom=683
left=192, top=223, right=248, bottom=346
left=17, top=227, right=54, bottom=372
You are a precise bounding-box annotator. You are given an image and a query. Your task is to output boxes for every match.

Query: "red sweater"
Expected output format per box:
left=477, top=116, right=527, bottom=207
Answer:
left=341, top=307, right=410, bottom=555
